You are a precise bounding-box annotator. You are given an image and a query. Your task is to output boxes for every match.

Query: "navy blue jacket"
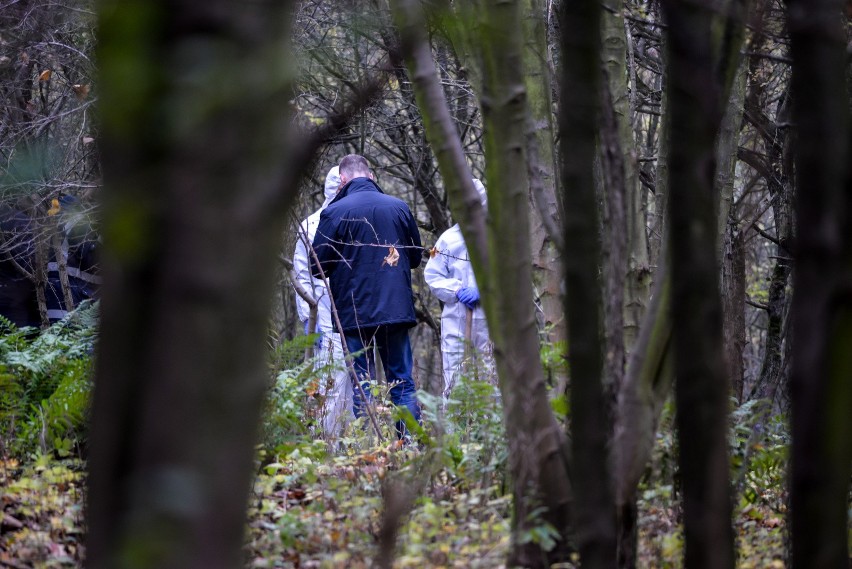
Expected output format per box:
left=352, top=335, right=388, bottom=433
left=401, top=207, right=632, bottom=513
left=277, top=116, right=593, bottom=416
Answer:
left=311, top=177, right=422, bottom=332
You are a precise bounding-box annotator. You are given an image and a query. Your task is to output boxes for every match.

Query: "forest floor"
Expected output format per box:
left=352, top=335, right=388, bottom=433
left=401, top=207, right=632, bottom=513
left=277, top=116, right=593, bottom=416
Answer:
left=1, top=441, right=789, bottom=569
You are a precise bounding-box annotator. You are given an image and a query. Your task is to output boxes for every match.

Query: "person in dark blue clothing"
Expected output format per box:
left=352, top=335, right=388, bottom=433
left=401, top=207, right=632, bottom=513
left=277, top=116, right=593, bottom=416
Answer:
left=311, top=154, right=423, bottom=437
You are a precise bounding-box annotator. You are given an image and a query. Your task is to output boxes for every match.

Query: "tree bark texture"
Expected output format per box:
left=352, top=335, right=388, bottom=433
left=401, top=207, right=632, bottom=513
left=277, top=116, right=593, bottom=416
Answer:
left=479, top=1, right=576, bottom=565
left=716, top=63, right=747, bottom=402
left=648, top=81, right=669, bottom=268
left=87, top=2, right=305, bottom=568
left=720, top=221, right=746, bottom=403
left=742, top=73, right=795, bottom=406
left=392, top=1, right=574, bottom=566
left=559, top=1, right=618, bottom=568
left=786, top=0, right=852, bottom=565
left=599, top=75, right=627, bottom=401
left=601, top=0, right=651, bottom=355
left=613, top=254, right=674, bottom=569
left=662, top=0, right=736, bottom=566
left=522, top=0, right=567, bottom=361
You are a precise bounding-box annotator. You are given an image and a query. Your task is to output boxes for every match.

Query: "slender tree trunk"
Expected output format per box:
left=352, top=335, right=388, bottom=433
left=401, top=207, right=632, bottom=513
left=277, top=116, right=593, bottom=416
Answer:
left=786, top=0, right=852, bottom=565
left=560, top=0, right=617, bottom=567
left=599, top=77, right=628, bottom=401
left=601, top=0, right=651, bottom=355
left=720, top=222, right=746, bottom=402
left=523, top=0, right=566, bottom=363
left=614, top=254, right=674, bottom=569
left=391, top=2, right=574, bottom=566
left=648, top=83, right=669, bottom=267
left=613, top=18, right=672, bottom=568
left=716, top=63, right=747, bottom=401
left=741, top=79, right=795, bottom=405
left=662, top=0, right=736, bottom=566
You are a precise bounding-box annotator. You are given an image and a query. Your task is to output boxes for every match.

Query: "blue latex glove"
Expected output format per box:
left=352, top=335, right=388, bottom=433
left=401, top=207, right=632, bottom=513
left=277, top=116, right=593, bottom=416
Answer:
left=456, top=286, right=480, bottom=309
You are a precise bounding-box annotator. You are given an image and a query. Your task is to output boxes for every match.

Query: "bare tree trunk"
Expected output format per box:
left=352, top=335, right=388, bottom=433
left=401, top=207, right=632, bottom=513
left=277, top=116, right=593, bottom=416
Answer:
left=86, top=2, right=330, bottom=568
left=391, top=2, right=574, bottom=566
left=716, top=63, right=747, bottom=402
left=601, top=0, right=651, bottom=355
left=786, top=0, right=852, bottom=565
left=611, top=26, right=674, bottom=566
left=662, top=0, right=736, bottom=566
left=614, top=254, right=674, bottom=569
left=599, top=77, right=627, bottom=402
left=741, top=76, right=795, bottom=405
left=523, top=0, right=566, bottom=364
left=720, top=222, right=746, bottom=402
left=559, top=0, right=617, bottom=567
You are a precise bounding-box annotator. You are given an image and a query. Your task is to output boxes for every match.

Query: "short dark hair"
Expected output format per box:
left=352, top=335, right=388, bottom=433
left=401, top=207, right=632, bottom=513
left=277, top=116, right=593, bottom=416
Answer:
left=339, top=154, right=371, bottom=180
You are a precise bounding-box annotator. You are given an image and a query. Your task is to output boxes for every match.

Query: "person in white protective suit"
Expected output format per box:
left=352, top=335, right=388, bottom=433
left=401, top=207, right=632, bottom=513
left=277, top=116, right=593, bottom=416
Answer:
left=293, top=166, right=353, bottom=436
left=423, top=179, right=493, bottom=397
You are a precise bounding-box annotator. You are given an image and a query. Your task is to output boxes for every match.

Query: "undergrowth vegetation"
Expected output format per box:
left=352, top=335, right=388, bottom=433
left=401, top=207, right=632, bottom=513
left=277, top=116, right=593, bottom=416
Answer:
left=0, top=318, right=797, bottom=568
left=0, top=303, right=97, bottom=461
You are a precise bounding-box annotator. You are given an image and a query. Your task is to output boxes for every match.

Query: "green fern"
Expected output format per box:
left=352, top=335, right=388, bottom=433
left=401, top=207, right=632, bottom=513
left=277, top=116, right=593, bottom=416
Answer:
left=0, top=303, right=97, bottom=458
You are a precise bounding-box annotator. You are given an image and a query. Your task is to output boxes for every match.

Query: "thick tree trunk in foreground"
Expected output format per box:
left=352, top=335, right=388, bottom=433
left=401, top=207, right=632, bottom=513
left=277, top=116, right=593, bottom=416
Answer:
left=88, top=3, right=300, bottom=568
left=559, top=0, right=617, bottom=567
left=662, top=0, right=736, bottom=566
left=391, top=1, right=574, bottom=566
left=786, top=0, right=852, bottom=566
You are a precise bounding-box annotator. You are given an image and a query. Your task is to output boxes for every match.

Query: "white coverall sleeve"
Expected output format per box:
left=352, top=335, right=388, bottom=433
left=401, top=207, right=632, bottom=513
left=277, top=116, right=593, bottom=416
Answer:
left=292, top=231, right=315, bottom=323
left=423, top=236, right=463, bottom=304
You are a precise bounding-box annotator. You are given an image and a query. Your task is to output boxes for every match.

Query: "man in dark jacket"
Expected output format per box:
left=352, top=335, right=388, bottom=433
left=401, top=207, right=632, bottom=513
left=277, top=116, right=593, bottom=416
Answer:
left=311, top=154, right=422, bottom=436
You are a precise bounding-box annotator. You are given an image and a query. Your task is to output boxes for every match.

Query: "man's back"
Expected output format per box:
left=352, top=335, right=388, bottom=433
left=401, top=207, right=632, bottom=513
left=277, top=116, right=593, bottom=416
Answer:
left=312, top=177, right=422, bottom=332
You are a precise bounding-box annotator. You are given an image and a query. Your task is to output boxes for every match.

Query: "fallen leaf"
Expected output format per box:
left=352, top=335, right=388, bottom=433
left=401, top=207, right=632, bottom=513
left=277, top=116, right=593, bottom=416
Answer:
left=82, top=137, right=95, bottom=145
left=382, top=245, right=399, bottom=267
left=39, top=69, right=51, bottom=81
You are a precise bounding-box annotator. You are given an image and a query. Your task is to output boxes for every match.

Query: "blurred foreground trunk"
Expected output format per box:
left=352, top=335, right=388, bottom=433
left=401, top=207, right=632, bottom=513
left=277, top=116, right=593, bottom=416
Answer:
left=88, top=3, right=302, bottom=568
left=559, top=0, right=618, bottom=567
left=786, top=0, right=852, bottom=566
left=662, top=0, right=736, bottom=565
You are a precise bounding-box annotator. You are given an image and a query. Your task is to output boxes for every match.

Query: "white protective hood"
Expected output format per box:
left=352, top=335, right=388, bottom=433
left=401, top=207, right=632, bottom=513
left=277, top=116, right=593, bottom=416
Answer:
left=321, top=166, right=341, bottom=208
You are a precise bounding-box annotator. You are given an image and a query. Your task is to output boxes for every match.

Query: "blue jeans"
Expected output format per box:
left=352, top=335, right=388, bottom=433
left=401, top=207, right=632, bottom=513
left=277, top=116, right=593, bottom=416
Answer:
left=344, top=324, right=420, bottom=437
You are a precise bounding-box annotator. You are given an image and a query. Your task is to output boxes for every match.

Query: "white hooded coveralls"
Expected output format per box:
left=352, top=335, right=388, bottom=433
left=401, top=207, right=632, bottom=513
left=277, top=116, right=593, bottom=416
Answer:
left=423, top=179, right=492, bottom=396
left=293, top=166, right=353, bottom=436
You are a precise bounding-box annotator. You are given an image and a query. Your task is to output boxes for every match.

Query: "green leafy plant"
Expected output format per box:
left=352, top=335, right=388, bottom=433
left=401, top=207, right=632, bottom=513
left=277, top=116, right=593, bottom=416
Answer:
left=0, top=304, right=97, bottom=459
left=261, top=333, right=349, bottom=457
